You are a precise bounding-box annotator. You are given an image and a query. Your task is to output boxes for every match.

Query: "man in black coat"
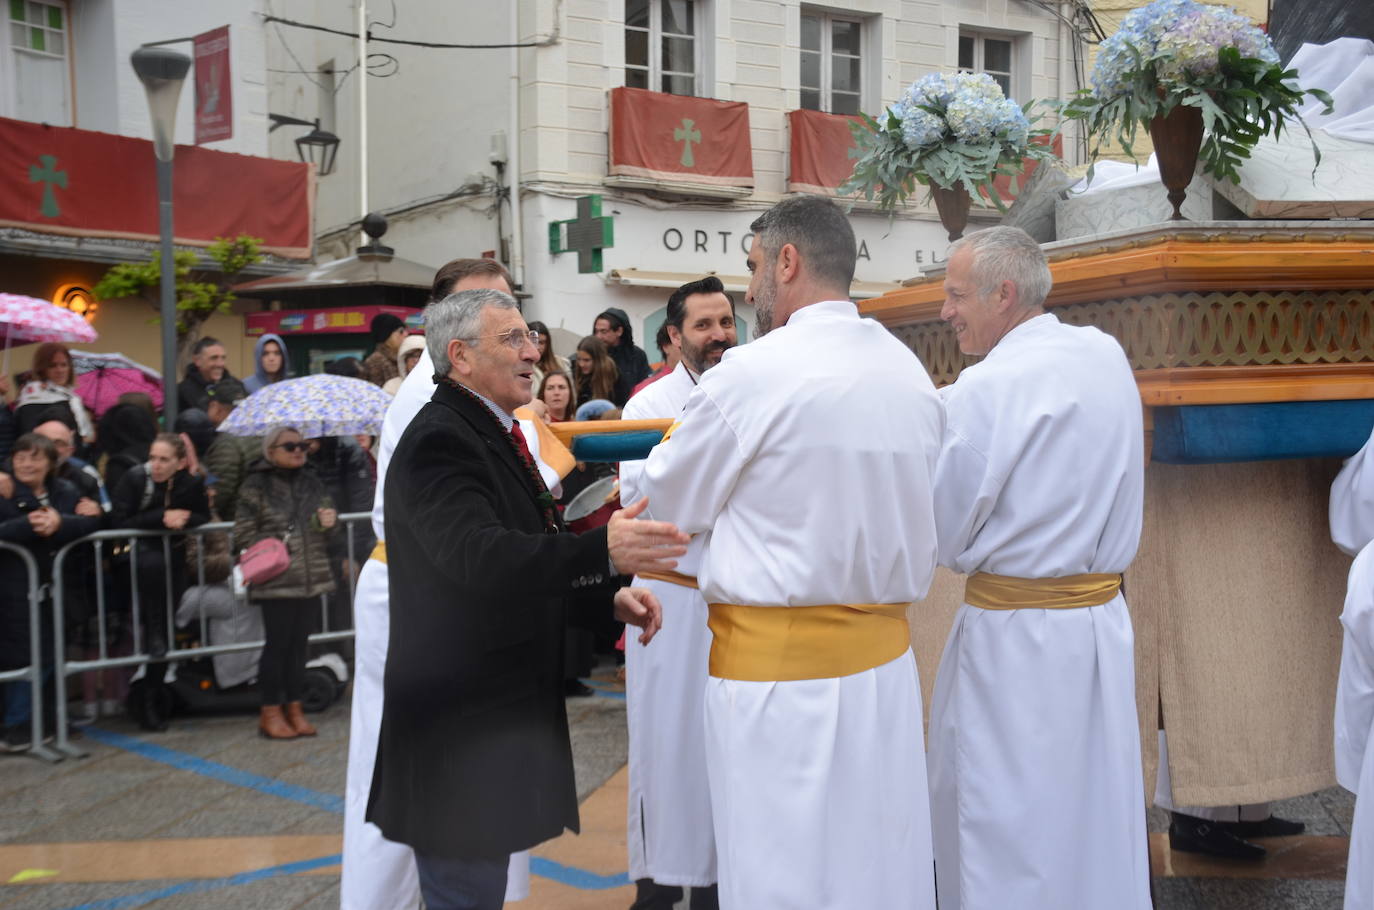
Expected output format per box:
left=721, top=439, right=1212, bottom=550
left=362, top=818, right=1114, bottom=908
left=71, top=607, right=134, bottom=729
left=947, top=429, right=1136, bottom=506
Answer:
left=177, top=337, right=236, bottom=413
left=595, top=306, right=653, bottom=391
left=368, top=287, right=686, bottom=909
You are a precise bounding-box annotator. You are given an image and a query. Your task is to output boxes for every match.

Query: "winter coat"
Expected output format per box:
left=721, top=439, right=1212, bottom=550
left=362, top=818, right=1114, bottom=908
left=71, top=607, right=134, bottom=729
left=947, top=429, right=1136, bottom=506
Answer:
left=110, top=466, right=212, bottom=536
left=178, top=363, right=238, bottom=414
left=607, top=341, right=652, bottom=398
left=204, top=432, right=263, bottom=521
left=244, top=333, right=292, bottom=394
left=306, top=436, right=376, bottom=559
left=359, top=348, right=400, bottom=389
left=0, top=476, right=102, bottom=670
left=232, top=460, right=336, bottom=600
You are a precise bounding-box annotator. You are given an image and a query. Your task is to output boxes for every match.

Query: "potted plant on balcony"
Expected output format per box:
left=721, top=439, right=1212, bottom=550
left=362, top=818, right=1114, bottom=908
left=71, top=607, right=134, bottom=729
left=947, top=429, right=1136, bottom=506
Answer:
left=842, top=72, right=1061, bottom=241
left=1061, top=0, right=1333, bottom=220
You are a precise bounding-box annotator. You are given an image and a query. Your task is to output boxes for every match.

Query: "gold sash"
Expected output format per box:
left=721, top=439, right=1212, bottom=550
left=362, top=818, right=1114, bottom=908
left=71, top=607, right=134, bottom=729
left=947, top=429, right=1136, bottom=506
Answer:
left=638, top=570, right=699, bottom=589
left=706, top=602, right=910, bottom=682
left=963, top=572, right=1122, bottom=610
left=370, top=541, right=387, bottom=565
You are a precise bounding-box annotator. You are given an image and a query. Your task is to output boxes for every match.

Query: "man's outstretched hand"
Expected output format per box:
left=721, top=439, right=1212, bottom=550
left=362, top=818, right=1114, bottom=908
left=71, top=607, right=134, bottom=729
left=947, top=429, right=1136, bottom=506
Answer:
left=614, top=586, right=664, bottom=645
left=607, top=498, right=688, bottom=577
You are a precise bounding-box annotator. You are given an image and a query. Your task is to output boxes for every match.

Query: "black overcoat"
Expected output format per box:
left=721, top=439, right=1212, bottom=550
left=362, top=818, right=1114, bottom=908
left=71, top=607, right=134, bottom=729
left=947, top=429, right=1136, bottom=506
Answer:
left=366, top=380, right=615, bottom=859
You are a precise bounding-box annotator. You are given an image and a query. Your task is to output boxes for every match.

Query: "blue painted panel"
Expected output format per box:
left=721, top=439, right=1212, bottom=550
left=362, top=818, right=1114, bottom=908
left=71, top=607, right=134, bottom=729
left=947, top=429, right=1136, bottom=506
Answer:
left=571, top=430, right=665, bottom=462
left=1151, top=400, right=1374, bottom=464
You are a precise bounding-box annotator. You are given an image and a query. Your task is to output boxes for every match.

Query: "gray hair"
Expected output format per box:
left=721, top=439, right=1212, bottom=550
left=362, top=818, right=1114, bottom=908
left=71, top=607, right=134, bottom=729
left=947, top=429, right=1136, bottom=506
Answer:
left=948, top=226, right=1052, bottom=310
left=749, top=195, right=857, bottom=290
left=425, top=288, right=521, bottom=375
left=262, top=424, right=302, bottom=458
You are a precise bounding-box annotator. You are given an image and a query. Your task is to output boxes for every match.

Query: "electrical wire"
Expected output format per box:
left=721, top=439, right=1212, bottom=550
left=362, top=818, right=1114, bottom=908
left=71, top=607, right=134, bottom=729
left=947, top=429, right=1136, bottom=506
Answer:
left=262, top=14, right=559, bottom=49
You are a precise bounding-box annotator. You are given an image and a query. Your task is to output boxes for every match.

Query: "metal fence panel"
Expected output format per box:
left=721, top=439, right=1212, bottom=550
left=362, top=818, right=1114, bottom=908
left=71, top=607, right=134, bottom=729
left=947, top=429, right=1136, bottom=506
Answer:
left=0, top=540, right=62, bottom=762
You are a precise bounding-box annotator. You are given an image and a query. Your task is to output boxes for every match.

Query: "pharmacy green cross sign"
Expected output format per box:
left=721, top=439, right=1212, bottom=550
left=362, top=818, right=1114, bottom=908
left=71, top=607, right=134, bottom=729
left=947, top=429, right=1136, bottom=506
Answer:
left=29, top=154, right=67, bottom=218
left=548, top=194, right=614, bottom=274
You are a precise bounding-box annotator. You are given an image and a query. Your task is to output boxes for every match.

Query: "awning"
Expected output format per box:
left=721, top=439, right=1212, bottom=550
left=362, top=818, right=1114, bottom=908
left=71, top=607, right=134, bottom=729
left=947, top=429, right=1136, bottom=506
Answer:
left=604, top=268, right=900, bottom=300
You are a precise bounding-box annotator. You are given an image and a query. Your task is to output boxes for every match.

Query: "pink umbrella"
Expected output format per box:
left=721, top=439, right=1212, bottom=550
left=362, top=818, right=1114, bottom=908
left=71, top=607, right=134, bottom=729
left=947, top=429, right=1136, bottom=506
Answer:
left=0, top=293, right=98, bottom=345
left=73, top=357, right=164, bottom=418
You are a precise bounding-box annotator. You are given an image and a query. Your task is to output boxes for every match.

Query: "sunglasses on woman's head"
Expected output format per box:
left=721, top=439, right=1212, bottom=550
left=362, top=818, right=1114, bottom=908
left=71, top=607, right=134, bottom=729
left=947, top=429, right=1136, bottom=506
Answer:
left=273, top=441, right=308, bottom=453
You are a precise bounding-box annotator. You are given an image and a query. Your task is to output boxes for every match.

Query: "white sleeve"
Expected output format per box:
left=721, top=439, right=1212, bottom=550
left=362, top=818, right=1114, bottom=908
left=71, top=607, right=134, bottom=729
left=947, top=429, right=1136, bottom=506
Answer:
left=931, top=423, right=1001, bottom=571
left=1336, top=546, right=1374, bottom=792
left=640, top=386, right=747, bottom=536
left=1332, top=432, right=1374, bottom=556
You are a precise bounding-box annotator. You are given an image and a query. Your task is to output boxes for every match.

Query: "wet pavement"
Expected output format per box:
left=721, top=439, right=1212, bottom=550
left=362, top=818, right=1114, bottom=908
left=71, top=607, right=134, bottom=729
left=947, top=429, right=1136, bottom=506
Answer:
left=0, top=665, right=1357, bottom=909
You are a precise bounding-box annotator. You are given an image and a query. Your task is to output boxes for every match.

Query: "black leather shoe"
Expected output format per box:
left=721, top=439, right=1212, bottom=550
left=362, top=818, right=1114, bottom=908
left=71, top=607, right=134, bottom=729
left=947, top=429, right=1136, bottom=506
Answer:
left=1169, top=812, right=1266, bottom=860
left=564, top=680, right=594, bottom=697
left=1224, top=815, right=1306, bottom=839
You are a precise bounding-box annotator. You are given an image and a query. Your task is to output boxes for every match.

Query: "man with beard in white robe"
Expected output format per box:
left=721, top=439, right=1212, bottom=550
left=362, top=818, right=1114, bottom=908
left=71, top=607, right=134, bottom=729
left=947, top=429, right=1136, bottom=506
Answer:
left=639, top=195, right=944, bottom=910
left=926, top=226, right=1151, bottom=910
left=619, top=275, right=737, bottom=910
left=342, top=259, right=534, bottom=910
left=1332, top=426, right=1374, bottom=909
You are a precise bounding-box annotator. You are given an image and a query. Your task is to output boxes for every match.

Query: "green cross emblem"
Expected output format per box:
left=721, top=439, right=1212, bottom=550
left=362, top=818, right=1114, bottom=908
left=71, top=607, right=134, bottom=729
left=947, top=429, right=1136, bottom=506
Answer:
left=548, top=195, right=614, bottom=274
left=29, top=154, right=68, bottom=218
left=674, top=118, right=702, bottom=168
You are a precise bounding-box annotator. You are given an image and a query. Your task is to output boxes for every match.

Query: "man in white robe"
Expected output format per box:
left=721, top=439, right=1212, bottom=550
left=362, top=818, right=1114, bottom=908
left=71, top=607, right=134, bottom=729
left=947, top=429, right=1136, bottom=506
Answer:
left=1332, top=425, right=1374, bottom=909
left=927, top=226, right=1151, bottom=910
left=640, top=195, right=944, bottom=909
left=342, top=260, right=533, bottom=910
left=619, top=275, right=737, bottom=910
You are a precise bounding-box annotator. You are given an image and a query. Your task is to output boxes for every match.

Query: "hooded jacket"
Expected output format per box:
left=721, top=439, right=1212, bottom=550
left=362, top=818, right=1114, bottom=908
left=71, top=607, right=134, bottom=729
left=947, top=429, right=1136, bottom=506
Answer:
left=244, top=334, right=292, bottom=394
left=597, top=308, right=652, bottom=393
left=381, top=335, right=427, bottom=396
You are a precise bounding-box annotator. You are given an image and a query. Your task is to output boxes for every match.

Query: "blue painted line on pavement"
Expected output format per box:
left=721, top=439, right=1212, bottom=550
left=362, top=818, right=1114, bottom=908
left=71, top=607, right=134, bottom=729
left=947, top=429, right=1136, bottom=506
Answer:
left=580, top=678, right=627, bottom=700
left=82, top=726, right=344, bottom=815
left=81, top=726, right=633, bottom=892
left=531, top=856, right=630, bottom=889
left=57, top=853, right=343, bottom=910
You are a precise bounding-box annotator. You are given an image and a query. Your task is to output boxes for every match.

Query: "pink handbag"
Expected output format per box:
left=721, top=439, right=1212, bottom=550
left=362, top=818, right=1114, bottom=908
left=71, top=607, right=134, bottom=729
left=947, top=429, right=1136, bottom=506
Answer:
left=238, top=537, right=289, bottom=586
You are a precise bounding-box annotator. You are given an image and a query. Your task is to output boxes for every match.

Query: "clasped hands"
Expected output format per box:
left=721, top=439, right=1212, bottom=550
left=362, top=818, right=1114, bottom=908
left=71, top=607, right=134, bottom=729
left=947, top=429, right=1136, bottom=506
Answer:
left=606, top=497, right=689, bottom=646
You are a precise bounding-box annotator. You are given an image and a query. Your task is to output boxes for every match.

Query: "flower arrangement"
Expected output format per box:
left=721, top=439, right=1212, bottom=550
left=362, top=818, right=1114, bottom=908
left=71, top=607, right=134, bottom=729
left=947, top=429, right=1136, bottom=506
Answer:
left=1063, top=0, right=1333, bottom=183
left=841, top=72, right=1060, bottom=214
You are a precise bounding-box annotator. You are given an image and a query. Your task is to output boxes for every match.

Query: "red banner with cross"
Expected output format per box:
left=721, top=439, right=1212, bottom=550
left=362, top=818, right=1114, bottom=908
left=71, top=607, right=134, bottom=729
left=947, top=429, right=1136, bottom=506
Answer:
left=787, top=108, right=861, bottom=195
left=608, top=87, right=753, bottom=188
left=0, top=116, right=314, bottom=259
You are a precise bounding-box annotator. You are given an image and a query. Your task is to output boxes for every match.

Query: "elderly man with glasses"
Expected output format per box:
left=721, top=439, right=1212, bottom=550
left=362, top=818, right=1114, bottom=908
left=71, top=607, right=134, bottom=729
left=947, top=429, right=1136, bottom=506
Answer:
left=367, top=287, right=688, bottom=910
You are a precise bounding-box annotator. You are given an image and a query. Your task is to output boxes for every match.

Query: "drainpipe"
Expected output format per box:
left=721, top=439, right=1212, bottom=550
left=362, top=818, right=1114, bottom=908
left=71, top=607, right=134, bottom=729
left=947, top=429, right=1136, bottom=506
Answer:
left=358, top=0, right=369, bottom=223
left=508, top=1, right=525, bottom=288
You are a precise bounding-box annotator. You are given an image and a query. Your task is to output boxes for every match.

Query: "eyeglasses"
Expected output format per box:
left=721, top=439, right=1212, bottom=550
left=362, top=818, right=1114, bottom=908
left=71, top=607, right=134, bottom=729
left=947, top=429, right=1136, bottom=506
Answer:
left=463, top=330, right=540, bottom=350
left=272, top=441, right=309, bottom=453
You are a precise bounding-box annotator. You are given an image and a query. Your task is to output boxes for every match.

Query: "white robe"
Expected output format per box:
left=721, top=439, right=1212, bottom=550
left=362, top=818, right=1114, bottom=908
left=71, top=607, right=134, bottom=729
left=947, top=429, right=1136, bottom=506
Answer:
left=619, top=363, right=715, bottom=887
left=1332, top=427, right=1374, bottom=557
left=1339, top=542, right=1374, bottom=910
left=641, top=300, right=943, bottom=910
left=341, top=348, right=532, bottom=909
left=927, top=313, right=1151, bottom=910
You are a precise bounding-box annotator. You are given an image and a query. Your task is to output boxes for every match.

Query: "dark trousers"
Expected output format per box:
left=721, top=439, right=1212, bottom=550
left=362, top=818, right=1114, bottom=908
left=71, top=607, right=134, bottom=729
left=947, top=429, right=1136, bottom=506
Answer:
left=258, top=597, right=314, bottom=705
left=631, top=879, right=719, bottom=910
left=414, top=850, right=507, bottom=910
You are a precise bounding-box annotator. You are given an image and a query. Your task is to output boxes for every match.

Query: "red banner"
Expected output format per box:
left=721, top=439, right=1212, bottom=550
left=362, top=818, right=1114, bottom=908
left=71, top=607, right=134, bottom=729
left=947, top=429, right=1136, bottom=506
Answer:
left=0, top=117, right=313, bottom=258
left=194, top=26, right=233, bottom=145
left=608, top=87, right=753, bottom=188
left=990, top=134, right=1064, bottom=205
left=246, top=305, right=422, bottom=337
left=787, top=109, right=860, bottom=195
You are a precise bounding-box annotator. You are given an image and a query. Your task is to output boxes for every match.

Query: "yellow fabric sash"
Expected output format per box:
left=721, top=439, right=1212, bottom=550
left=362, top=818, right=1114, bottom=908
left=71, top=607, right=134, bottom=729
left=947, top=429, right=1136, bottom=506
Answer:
left=370, top=541, right=387, bottom=565
left=638, top=570, right=699, bottom=589
left=706, top=602, right=910, bottom=682
left=963, top=572, right=1122, bottom=610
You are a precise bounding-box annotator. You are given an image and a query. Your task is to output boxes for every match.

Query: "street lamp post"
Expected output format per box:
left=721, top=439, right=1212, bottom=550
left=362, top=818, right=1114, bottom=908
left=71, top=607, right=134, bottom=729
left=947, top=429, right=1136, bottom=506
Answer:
left=131, top=45, right=191, bottom=428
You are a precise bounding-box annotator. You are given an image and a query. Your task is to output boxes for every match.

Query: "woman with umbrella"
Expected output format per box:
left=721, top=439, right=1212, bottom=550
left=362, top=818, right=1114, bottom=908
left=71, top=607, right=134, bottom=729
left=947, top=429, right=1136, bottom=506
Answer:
left=15, top=343, right=95, bottom=451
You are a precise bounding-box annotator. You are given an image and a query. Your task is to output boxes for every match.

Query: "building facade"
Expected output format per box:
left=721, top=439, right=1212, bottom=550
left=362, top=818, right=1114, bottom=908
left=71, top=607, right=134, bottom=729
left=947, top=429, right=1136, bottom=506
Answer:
left=266, top=0, right=1085, bottom=355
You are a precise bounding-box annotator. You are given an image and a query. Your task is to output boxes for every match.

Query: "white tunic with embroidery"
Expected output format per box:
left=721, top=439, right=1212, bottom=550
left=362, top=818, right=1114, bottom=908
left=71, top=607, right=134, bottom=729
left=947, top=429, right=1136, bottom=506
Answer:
left=342, top=349, right=530, bottom=909
left=620, top=362, right=715, bottom=887
left=641, top=300, right=943, bottom=910
left=927, top=313, right=1150, bottom=910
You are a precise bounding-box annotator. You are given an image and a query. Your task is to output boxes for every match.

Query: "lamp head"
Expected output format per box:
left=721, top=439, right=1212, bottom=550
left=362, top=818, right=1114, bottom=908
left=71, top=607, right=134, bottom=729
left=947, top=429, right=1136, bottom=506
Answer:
left=131, top=46, right=191, bottom=162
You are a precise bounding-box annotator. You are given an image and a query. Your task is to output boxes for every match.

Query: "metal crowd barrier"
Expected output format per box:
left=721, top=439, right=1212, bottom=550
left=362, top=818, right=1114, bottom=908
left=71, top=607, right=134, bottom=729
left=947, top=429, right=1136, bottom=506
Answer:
left=45, top=512, right=372, bottom=758
left=0, top=541, right=61, bottom=762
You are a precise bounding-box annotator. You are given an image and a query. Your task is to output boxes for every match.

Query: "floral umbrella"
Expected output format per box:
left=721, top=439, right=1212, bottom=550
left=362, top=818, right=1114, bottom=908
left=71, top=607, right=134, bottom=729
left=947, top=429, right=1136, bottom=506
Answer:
left=218, top=373, right=393, bottom=439
left=0, top=293, right=98, bottom=345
